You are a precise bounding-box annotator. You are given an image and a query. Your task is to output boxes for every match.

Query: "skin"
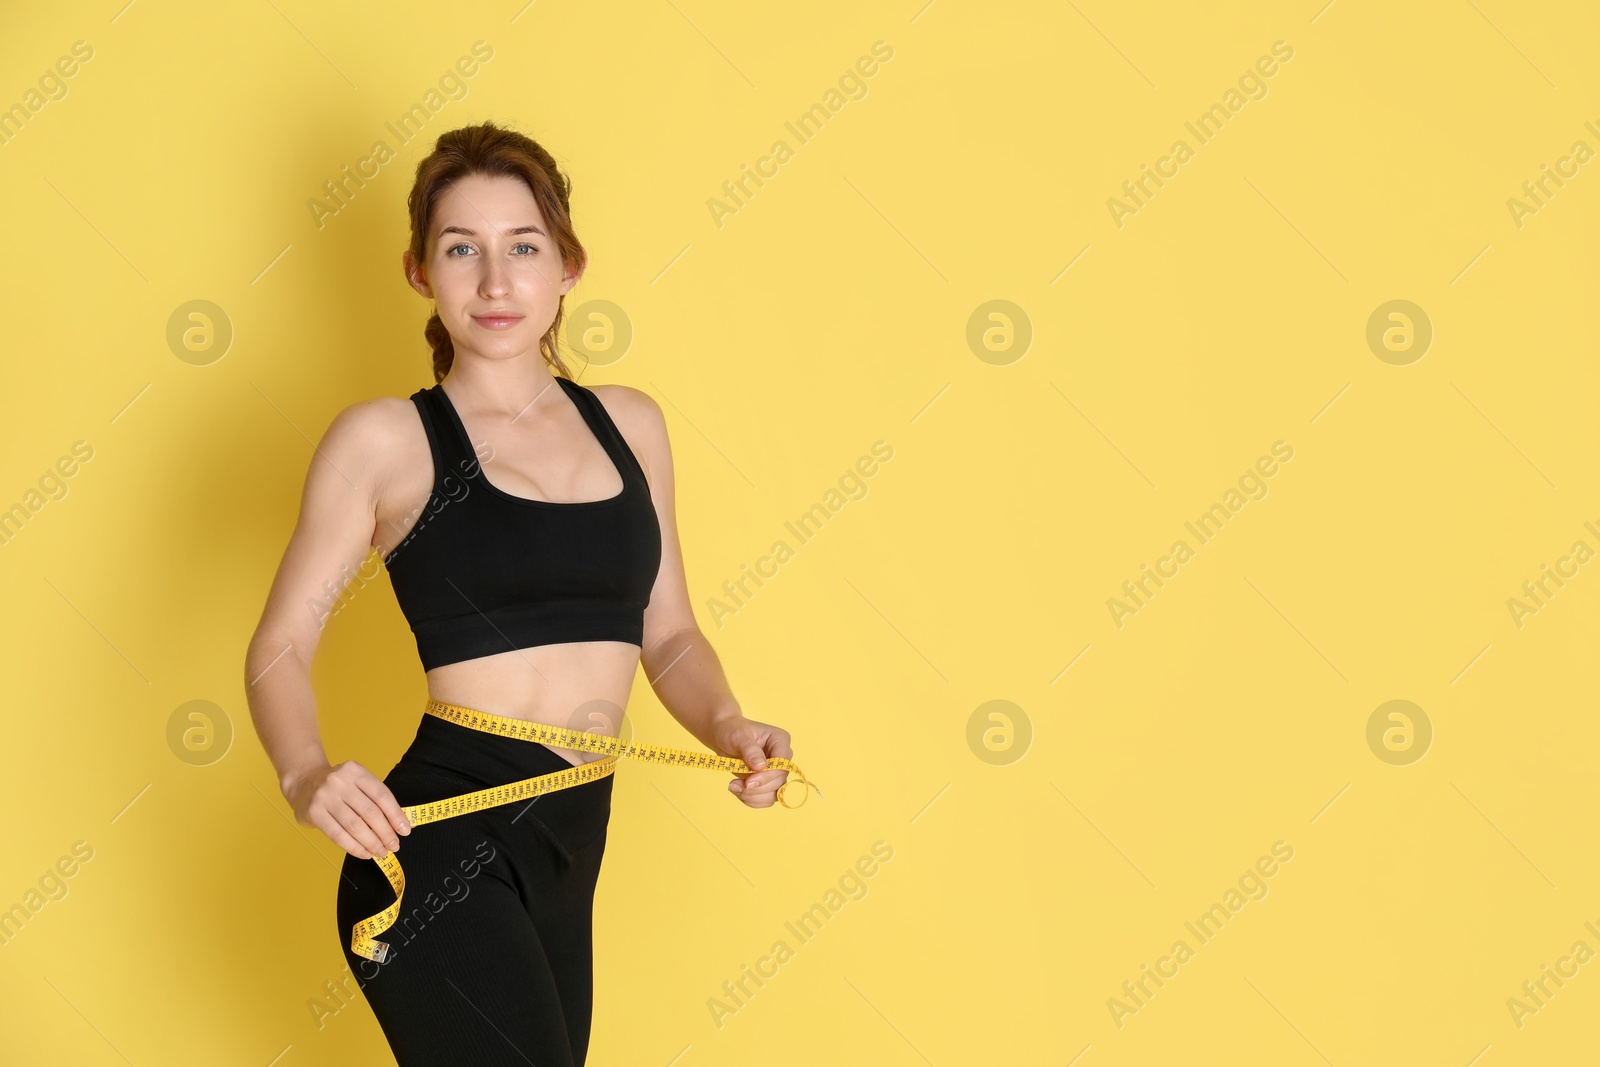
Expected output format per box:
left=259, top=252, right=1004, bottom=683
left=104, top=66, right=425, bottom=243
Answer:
left=245, top=172, right=799, bottom=864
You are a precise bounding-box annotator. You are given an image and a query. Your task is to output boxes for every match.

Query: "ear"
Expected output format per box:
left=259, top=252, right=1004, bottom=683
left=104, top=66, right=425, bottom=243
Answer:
left=559, top=251, right=587, bottom=297
left=401, top=248, right=434, bottom=299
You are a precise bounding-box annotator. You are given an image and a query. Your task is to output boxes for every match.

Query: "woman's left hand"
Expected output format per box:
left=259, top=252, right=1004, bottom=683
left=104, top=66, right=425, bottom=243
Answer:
left=712, top=715, right=793, bottom=808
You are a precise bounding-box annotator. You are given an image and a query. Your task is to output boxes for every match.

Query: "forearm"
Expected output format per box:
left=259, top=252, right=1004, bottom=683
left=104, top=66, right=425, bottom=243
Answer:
left=244, top=633, right=331, bottom=795
left=640, top=624, right=744, bottom=751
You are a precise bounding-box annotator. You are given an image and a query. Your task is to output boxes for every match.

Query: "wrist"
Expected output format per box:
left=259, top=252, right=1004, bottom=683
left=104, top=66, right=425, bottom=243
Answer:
left=280, top=755, right=330, bottom=798
left=697, top=702, right=744, bottom=750
left=707, top=702, right=744, bottom=728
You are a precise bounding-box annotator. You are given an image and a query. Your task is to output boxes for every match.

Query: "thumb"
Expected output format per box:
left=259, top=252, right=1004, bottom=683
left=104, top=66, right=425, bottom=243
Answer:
left=742, top=743, right=767, bottom=771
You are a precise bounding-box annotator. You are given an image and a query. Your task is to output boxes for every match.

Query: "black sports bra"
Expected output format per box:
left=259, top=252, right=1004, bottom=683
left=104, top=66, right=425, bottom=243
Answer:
left=382, top=376, right=662, bottom=671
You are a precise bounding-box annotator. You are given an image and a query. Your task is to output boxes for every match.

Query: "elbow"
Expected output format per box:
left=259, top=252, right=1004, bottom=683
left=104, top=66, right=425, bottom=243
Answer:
left=244, top=626, right=311, bottom=688
left=641, top=621, right=700, bottom=667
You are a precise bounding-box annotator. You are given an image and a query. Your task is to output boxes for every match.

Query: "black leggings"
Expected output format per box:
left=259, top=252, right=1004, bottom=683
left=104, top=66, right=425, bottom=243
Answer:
left=335, top=711, right=614, bottom=1066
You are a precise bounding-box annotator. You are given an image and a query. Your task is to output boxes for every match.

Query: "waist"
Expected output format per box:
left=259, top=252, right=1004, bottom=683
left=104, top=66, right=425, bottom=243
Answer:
left=395, top=705, right=619, bottom=787
left=420, top=650, right=637, bottom=744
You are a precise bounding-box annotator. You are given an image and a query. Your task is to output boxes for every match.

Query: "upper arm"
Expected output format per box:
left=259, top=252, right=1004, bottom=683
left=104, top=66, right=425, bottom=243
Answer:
left=246, top=399, right=396, bottom=672
left=600, top=385, right=697, bottom=652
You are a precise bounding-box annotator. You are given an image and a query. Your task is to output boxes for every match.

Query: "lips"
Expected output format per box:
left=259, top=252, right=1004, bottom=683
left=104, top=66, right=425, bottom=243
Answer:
left=472, top=313, right=524, bottom=328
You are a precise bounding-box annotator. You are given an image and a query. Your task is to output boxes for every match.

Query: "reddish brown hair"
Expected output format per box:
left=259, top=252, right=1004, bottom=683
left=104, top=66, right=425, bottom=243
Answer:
left=405, top=121, right=588, bottom=383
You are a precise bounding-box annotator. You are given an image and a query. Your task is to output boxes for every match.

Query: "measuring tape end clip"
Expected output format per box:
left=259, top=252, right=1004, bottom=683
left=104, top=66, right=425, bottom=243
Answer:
left=352, top=937, right=390, bottom=964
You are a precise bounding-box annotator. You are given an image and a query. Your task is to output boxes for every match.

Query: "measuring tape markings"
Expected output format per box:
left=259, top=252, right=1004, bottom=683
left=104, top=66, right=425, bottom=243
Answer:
left=350, top=698, right=821, bottom=963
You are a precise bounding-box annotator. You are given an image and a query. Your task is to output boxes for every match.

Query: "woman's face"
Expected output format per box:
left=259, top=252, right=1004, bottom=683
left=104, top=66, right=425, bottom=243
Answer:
left=402, top=172, right=582, bottom=365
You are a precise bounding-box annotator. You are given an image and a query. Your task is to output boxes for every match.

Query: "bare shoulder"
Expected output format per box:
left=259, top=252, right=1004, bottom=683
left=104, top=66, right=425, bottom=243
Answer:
left=321, top=394, right=418, bottom=451
left=588, top=383, right=668, bottom=478
left=341, top=393, right=416, bottom=424
left=588, top=382, right=662, bottom=425
left=314, top=394, right=425, bottom=488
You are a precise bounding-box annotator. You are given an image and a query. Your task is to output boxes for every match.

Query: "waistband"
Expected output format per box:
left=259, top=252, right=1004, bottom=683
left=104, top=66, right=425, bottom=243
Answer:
left=396, top=705, right=585, bottom=789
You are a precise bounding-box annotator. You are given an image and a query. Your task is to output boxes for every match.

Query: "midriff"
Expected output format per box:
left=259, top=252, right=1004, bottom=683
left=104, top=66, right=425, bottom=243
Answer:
left=421, top=641, right=642, bottom=767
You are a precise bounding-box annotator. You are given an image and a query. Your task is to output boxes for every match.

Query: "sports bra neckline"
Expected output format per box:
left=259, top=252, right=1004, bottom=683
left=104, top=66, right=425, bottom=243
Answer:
left=431, top=375, right=633, bottom=511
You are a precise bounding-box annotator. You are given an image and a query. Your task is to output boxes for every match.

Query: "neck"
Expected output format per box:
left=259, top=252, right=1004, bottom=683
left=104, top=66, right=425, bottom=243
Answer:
left=442, top=358, right=562, bottom=420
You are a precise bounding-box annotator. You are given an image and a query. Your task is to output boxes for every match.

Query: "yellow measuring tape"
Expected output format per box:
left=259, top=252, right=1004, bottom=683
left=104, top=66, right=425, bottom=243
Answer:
left=350, top=698, right=822, bottom=963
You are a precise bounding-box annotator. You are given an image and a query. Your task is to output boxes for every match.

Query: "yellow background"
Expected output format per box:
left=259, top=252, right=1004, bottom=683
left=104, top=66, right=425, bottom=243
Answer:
left=2, top=1, right=1597, bottom=1063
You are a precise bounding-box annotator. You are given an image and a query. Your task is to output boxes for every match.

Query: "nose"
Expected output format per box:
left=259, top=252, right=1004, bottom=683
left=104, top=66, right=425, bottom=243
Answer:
left=478, top=256, right=510, bottom=298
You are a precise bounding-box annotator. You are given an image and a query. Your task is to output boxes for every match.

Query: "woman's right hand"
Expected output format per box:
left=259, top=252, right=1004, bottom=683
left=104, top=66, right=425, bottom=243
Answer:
left=284, top=761, right=413, bottom=861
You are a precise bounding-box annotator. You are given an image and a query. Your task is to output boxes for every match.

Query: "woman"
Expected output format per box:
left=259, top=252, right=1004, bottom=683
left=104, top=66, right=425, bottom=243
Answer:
left=245, top=121, right=801, bottom=1066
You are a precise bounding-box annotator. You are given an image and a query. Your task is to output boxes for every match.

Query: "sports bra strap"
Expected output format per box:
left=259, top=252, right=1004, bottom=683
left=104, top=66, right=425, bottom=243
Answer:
left=408, top=387, right=474, bottom=497
left=558, top=377, right=648, bottom=486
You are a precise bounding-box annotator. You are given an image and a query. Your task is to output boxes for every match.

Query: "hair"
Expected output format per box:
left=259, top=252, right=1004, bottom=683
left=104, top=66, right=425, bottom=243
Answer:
left=405, top=121, right=588, bottom=384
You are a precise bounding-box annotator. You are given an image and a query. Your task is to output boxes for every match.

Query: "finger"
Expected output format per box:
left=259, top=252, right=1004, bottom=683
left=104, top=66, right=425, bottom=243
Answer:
left=729, top=772, right=781, bottom=807
left=356, top=776, right=413, bottom=837
left=315, top=811, right=373, bottom=860
left=742, top=769, right=789, bottom=794
left=729, top=764, right=781, bottom=793
left=741, top=743, right=767, bottom=771
left=729, top=775, right=776, bottom=798
left=344, top=787, right=402, bottom=853
left=328, top=800, right=390, bottom=859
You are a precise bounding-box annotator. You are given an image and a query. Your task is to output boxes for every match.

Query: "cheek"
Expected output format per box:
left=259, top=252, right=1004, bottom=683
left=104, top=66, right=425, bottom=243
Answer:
left=445, top=271, right=501, bottom=310
left=431, top=263, right=473, bottom=300
left=524, top=258, right=564, bottom=285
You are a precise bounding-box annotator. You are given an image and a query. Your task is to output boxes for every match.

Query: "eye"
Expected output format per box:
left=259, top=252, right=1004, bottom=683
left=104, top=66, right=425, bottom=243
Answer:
left=444, top=242, right=538, bottom=257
